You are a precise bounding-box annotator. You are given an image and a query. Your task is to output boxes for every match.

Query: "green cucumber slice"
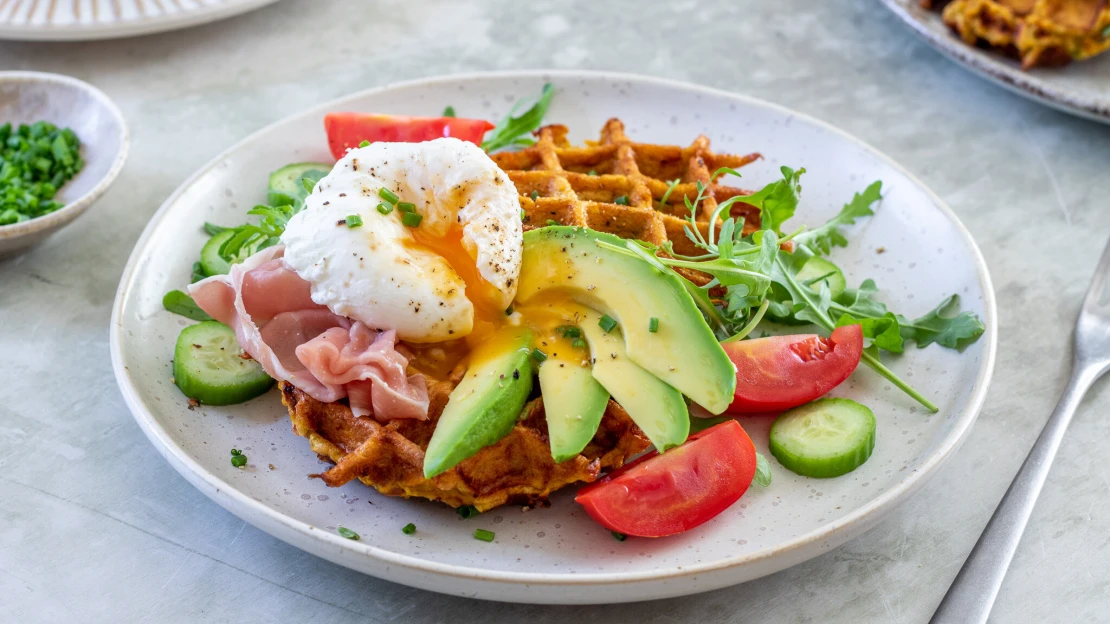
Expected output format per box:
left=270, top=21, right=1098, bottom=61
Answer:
left=267, top=162, right=331, bottom=208
left=199, top=229, right=235, bottom=276
left=794, top=256, right=846, bottom=299
left=173, top=321, right=274, bottom=405
left=769, top=397, right=875, bottom=478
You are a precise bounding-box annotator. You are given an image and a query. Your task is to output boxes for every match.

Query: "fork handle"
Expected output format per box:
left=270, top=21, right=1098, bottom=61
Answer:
left=930, top=363, right=1100, bottom=624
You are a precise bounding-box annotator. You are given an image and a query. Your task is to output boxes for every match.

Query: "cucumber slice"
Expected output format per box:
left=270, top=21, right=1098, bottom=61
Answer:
left=267, top=162, right=331, bottom=208
left=794, top=257, right=846, bottom=299
left=173, top=321, right=274, bottom=405
left=769, top=398, right=875, bottom=478
left=199, top=229, right=235, bottom=276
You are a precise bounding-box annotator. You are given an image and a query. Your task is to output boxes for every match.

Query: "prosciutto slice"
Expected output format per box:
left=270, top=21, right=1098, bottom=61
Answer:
left=188, top=246, right=429, bottom=420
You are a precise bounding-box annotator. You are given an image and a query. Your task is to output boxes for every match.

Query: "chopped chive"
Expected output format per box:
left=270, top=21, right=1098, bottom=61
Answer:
left=572, top=338, right=587, bottom=348
left=614, top=195, right=629, bottom=205
left=402, top=211, right=423, bottom=227
left=474, top=529, right=495, bottom=542
left=598, top=315, right=618, bottom=333
left=337, top=526, right=360, bottom=540
left=397, top=201, right=416, bottom=213
left=443, top=105, right=456, bottom=118
left=557, top=325, right=581, bottom=338
left=376, top=202, right=393, bottom=215
left=588, top=170, right=598, bottom=176
left=402, top=523, right=416, bottom=535
left=531, top=348, right=548, bottom=362
left=505, top=305, right=514, bottom=316
left=648, top=317, right=659, bottom=333
left=456, top=505, right=479, bottom=519
left=378, top=187, right=400, bottom=204
left=230, top=448, right=247, bottom=468
left=530, top=190, right=539, bottom=201
left=358, top=140, right=371, bottom=148
left=611, top=531, right=626, bottom=542
left=546, top=219, right=559, bottom=226
left=346, top=214, right=363, bottom=228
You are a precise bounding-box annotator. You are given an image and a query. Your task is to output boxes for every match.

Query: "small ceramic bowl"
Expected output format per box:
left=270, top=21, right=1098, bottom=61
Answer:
left=0, top=71, right=129, bottom=258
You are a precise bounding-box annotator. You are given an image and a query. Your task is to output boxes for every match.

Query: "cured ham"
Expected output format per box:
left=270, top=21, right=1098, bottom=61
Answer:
left=189, top=246, right=429, bottom=420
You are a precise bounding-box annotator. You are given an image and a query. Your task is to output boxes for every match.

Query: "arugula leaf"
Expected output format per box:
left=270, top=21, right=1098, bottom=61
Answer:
left=726, top=166, right=804, bottom=235
left=897, top=295, right=985, bottom=351
left=794, top=181, right=881, bottom=255
left=836, top=311, right=904, bottom=353
left=831, top=278, right=889, bottom=319
left=480, top=83, right=554, bottom=153
left=190, top=262, right=206, bottom=284
left=162, top=290, right=212, bottom=321
left=754, top=452, right=772, bottom=487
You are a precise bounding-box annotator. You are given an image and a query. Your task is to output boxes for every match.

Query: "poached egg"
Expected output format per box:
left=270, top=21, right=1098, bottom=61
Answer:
left=281, top=138, right=523, bottom=343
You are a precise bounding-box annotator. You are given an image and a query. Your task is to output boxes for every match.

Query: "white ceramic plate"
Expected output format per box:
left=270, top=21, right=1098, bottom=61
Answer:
left=881, top=0, right=1110, bottom=124
left=111, top=71, right=997, bottom=604
left=0, top=0, right=282, bottom=41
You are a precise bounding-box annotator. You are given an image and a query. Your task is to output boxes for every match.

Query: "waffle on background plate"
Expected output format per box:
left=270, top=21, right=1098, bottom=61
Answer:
left=282, top=119, right=762, bottom=511
left=924, top=0, right=1110, bottom=68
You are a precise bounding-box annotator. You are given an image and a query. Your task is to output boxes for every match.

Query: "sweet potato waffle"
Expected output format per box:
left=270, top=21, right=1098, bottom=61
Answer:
left=924, top=0, right=1110, bottom=69
left=492, top=118, right=762, bottom=269
left=281, top=120, right=761, bottom=511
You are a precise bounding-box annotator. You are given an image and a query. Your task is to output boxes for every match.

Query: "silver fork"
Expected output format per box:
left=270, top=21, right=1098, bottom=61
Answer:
left=930, top=236, right=1110, bottom=624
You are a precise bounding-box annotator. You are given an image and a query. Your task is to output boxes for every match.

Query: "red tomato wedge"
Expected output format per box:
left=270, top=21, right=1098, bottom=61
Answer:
left=575, top=420, right=757, bottom=538
left=323, top=113, right=495, bottom=160
left=724, top=324, right=863, bottom=414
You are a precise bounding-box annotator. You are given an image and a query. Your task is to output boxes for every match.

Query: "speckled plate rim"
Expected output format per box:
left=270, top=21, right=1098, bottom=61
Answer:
left=110, top=70, right=997, bottom=600
left=0, top=0, right=283, bottom=42
left=880, top=0, right=1110, bottom=124
left=0, top=71, right=129, bottom=239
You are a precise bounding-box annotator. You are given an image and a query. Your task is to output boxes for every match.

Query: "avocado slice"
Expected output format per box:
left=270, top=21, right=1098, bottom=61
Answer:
left=537, top=355, right=610, bottom=463
left=577, top=307, right=689, bottom=451
left=423, top=327, right=534, bottom=478
left=516, top=226, right=736, bottom=414
left=267, top=162, right=331, bottom=209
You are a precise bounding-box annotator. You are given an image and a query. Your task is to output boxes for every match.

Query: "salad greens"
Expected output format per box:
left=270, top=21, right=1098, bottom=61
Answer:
left=600, top=166, right=985, bottom=412
left=0, top=121, right=84, bottom=226
left=480, top=83, right=554, bottom=153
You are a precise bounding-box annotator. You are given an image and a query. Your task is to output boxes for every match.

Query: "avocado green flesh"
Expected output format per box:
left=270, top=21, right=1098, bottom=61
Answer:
left=516, top=226, right=736, bottom=414
left=578, top=308, right=689, bottom=451
left=538, top=360, right=610, bottom=463
left=422, top=328, right=534, bottom=478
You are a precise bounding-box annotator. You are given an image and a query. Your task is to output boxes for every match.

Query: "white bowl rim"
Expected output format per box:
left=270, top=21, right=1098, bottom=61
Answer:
left=110, top=69, right=998, bottom=588
left=0, top=70, right=130, bottom=239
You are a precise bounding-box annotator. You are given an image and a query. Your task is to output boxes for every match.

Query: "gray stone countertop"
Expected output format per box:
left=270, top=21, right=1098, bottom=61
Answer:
left=2, top=0, right=1108, bottom=622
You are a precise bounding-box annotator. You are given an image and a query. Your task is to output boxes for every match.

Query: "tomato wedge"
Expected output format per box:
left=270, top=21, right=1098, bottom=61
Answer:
left=323, top=113, right=495, bottom=160
left=575, top=420, right=757, bottom=537
left=724, top=324, right=863, bottom=414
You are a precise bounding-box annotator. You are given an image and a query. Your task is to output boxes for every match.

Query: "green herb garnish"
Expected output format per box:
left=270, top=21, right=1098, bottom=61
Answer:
left=163, top=290, right=213, bottom=321
left=480, top=83, right=554, bottom=153
left=230, top=448, right=247, bottom=468
left=658, top=178, right=681, bottom=209
left=474, top=529, right=495, bottom=542
left=376, top=202, right=393, bottom=215
left=598, top=315, right=618, bottom=333
left=378, top=188, right=400, bottom=205
left=358, top=140, right=371, bottom=148
left=611, top=531, right=626, bottom=542
left=530, top=190, right=539, bottom=201
left=0, top=121, right=83, bottom=225
left=457, top=505, right=479, bottom=519
left=753, top=452, right=772, bottom=487
left=546, top=219, right=559, bottom=226
left=572, top=338, right=587, bottom=348
left=402, top=523, right=416, bottom=535
left=301, top=176, right=316, bottom=194
left=648, top=317, right=659, bottom=333
left=397, top=201, right=416, bottom=213
left=557, top=325, right=582, bottom=338
left=337, top=526, right=360, bottom=540
left=443, top=106, right=456, bottom=118
left=346, top=214, right=363, bottom=228
left=613, top=195, right=629, bottom=205
left=531, top=348, right=548, bottom=362
left=588, top=170, right=598, bottom=176
left=402, top=211, right=423, bottom=227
